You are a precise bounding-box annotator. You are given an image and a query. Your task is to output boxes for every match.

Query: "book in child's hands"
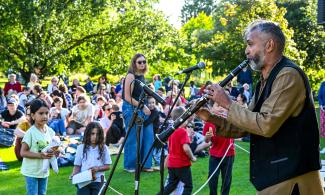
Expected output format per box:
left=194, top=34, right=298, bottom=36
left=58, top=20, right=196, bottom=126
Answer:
left=72, top=170, right=93, bottom=188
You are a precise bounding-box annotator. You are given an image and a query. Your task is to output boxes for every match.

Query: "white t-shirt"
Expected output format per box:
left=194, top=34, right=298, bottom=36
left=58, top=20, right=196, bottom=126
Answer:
left=71, top=104, right=93, bottom=124
left=74, top=144, right=112, bottom=182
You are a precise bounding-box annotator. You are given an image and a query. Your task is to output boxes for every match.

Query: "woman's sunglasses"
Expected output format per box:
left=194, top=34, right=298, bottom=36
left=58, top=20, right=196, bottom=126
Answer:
left=136, top=60, right=146, bottom=65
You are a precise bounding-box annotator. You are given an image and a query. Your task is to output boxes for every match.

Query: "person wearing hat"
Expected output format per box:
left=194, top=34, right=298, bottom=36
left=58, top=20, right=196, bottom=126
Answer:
left=0, top=98, right=25, bottom=129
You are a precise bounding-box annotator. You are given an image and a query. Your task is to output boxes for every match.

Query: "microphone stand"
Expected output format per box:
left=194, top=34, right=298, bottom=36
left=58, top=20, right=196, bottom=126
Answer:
left=140, top=71, right=193, bottom=194
left=98, top=91, right=146, bottom=195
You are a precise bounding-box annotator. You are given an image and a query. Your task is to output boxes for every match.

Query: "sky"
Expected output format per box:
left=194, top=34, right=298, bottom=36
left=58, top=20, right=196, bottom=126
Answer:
left=155, top=0, right=185, bottom=29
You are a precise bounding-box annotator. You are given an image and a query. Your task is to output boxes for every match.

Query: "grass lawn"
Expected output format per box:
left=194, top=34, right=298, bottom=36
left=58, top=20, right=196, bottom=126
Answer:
left=0, top=141, right=254, bottom=194
left=1, top=137, right=324, bottom=195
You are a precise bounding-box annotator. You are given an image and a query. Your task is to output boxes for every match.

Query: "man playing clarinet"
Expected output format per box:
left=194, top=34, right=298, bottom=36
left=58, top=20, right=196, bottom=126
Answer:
left=196, top=20, right=323, bottom=195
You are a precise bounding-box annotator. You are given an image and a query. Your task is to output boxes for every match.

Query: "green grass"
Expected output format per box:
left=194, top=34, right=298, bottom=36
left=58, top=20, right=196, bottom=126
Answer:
left=0, top=107, right=324, bottom=194
left=0, top=142, right=254, bottom=194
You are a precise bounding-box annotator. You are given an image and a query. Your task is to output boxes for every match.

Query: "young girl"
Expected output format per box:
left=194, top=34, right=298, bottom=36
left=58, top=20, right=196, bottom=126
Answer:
left=20, top=99, right=57, bottom=195
left=71, top=122, right=112, bottom=195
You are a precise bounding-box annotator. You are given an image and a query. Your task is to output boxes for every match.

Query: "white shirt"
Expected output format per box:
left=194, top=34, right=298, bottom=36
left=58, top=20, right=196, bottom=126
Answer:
left=74, top=144, right=112, bottom=182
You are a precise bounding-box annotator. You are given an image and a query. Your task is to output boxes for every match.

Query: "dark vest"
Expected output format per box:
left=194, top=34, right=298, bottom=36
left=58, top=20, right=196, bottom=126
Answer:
left=122, top=73, right=145, bottom=101
left=250, top=57, right=321, bottom=191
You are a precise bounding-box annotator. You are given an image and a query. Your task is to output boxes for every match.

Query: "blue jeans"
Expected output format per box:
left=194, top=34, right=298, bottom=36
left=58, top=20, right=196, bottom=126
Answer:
left=122, top=101, right=153, bottom=170
left=208, top=156, right=234, bottom=195
left=48, top=119, right=66, bottom=135
left=25, top=176, right=48, bottom=195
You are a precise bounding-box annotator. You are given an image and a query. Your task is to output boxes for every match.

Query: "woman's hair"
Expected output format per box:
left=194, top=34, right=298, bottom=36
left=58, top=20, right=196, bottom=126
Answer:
left=82, top=122, right=105, bottom=161
left=51, top=89, right=67, bottom=108
left=76, top=86, right=86, bottom=93
left=128, top=53, right=147, bottom=74
left=238, top=93, right=247, bottom=104
left=29, top=99, right=49, bottom=124
left=96, top=75, right=108, bottom=93
left=30, top=73, right=38, bottom=82
left=53, top=96, right=63, bottom=104
left=153, top=74, right=161, bottom=81
left=33, top=84, right=43, bottom=95
left=58, top=84, right=68, bottom=93
left=77, top=94, right=88, bottom=103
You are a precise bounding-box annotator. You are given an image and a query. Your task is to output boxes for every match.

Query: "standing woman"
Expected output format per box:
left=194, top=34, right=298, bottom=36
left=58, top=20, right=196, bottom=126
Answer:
left=122, top=53, right=154, bottom=172
left=319, top=81, right=325, bottom=138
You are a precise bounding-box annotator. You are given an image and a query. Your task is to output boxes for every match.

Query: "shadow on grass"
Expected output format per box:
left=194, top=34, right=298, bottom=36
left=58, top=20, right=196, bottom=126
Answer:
left=5, top=159, right=21, bottom=170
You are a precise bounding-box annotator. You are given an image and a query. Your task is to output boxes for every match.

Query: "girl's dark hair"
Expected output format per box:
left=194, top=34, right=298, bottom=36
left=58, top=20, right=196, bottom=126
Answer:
left=33, top=84, right=43, bottom=95
left=82, top=122, right=106, bottom=162
left=128, top=53, right=147, bottom=74
left=29, top=99, right=49, bottom=124
left=51, top=89, right=67, bottom=108
left=238, top=93, right=247, bottom=104
left=96, top=75, right=108, bottom=94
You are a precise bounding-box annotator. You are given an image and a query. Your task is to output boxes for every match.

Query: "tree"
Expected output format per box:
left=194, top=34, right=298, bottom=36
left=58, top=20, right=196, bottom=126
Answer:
left=181, top=0, right=215, bottom=24
left=181, top=0, right=305, bottom=77
left=0, top=0, right=188, bottom=82
left=276, top=0, right=325, bottom=90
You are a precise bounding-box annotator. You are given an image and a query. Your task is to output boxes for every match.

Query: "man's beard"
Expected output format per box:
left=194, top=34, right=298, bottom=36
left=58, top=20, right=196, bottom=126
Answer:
left=249, top=51, right=265, bottom=72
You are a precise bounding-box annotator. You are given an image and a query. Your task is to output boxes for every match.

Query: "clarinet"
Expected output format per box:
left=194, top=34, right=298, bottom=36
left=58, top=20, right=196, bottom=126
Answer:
left=156, top=60, right=249, bottom=144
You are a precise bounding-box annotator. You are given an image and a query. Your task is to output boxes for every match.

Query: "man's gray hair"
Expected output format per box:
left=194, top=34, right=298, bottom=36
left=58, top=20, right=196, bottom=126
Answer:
left=244, top=20, right=286, bottom=53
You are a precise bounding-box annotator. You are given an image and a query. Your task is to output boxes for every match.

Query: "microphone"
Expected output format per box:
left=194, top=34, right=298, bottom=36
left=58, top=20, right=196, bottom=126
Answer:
left=136, top=80, right=166, bottom=106
left=175, top=62, right=206, bottom=75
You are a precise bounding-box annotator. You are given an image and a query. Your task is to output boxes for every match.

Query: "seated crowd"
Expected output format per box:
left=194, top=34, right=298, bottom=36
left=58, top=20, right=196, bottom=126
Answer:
left=0, top=73, right=251, bottom=171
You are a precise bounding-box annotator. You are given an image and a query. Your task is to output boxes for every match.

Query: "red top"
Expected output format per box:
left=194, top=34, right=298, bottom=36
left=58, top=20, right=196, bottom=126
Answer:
left=203, top=122, right=235, bottom=158
left=167, top=127, right=191, bottom=168
left=4, top=82, right=22, bottom=96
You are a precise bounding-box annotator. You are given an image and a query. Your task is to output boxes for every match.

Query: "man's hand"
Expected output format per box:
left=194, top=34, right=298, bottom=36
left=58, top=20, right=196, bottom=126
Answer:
left=206, top=84, right=232, bottom=110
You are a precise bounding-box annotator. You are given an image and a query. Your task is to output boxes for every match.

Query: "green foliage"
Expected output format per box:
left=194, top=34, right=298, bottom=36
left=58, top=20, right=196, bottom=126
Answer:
left=0, top=0, right=188, bottom=82
left=181, top=0, right=305, bottom=77
left=181, top=0, right=215, bottom=24
left=276, top=0, right=325, bottom=91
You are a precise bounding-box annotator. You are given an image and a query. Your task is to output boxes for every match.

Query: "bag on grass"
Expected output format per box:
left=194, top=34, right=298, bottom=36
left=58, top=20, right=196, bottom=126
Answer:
left=0, top=127, right=15, bottom=147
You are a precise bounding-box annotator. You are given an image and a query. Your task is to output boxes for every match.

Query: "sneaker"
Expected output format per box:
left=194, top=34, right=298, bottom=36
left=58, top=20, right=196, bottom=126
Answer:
left=124, top=168, right=135, bottom=173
